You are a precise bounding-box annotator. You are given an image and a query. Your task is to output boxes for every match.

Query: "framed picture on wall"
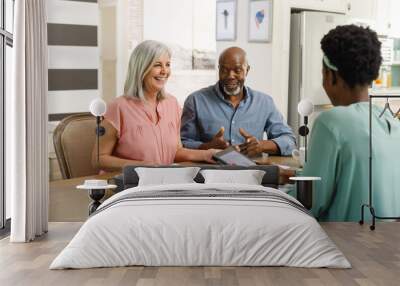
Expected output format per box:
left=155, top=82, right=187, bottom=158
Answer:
left=248, top=0, right=273, bottom=42
left=216, top=0, right=237, bottom=41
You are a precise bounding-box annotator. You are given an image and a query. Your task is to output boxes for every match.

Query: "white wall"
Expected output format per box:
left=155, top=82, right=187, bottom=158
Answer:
left=193, top=0, right=216, bottom=51
left=143, top=0, right=216, bottom=52
left=116, top=0, right=140, bottom=97
left=144, top=0, right=193, bottom=50
left=217, top=0, right=347, bottom=118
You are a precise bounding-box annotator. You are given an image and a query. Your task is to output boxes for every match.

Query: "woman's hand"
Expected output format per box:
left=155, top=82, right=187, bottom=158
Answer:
left=202, top=149, right=220, bottom=164
left=278, top=168, right=296, bottom=185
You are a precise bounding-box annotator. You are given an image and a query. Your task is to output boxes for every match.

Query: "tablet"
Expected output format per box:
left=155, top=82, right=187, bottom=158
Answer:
left=213, top=147, right=256, bottom=167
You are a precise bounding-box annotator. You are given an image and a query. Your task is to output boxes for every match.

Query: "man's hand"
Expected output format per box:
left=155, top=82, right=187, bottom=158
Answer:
left=239, top=128, right=279, bottom=157
left=199, top=127, right=230, bottom=150
left=238, top=128, right=264, bottom=157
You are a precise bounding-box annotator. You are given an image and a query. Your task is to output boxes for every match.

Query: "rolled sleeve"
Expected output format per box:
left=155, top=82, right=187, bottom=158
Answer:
left=180, top=94, right=204, bottom=149
left=182, top=139, right=203, bottom=149
left=271, top=135, right=296, bottom=156
left=265, top=100, right=296, bottom=156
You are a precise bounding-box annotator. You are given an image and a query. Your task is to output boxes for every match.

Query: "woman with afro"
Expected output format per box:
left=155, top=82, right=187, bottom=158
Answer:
left=301, top=25, right=400, bottom=221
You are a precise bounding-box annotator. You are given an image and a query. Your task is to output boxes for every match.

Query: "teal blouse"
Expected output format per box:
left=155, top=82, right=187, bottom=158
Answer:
left=302, top=102, right=400, bottom=221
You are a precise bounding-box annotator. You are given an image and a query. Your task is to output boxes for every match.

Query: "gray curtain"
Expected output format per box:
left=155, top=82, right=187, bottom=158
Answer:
left=8, top=0, right=49, bottom=242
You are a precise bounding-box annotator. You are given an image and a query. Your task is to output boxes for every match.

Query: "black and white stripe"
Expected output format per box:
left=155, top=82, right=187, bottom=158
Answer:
left=91, top=189, right=312, bottom=218
left=47, top=0, right=99, bottom=121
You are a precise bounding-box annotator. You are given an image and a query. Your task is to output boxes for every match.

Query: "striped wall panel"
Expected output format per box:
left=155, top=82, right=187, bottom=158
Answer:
left=48, top=24, right=98, bottom=46
left=48, top=90, right=99, bottom=114
left=47, top=0, right=99, bottom=121
left=47, top=0, right=99, bottom=26
left=48, top=69, right=98, bottom=90
left=48, top=46, right=99, bottom=69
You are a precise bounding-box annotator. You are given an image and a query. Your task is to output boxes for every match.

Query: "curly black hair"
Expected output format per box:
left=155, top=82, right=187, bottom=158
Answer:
left=321, top=24, right=382, bottom=88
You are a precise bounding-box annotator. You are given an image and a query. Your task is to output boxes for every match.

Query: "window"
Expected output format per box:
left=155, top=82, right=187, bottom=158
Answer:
left=0, top=0, right=14, bottom=232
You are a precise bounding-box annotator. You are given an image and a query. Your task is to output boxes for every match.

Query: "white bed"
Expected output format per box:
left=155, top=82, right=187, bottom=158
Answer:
left=50, top=183, right=350, bottom=269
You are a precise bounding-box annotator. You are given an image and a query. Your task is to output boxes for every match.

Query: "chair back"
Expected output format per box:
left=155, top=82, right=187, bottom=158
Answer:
left=53, top=113, right=98, bottom=179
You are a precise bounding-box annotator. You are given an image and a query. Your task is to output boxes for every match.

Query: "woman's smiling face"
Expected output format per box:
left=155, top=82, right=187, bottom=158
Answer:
left=143, top=52, right=171, bottom=95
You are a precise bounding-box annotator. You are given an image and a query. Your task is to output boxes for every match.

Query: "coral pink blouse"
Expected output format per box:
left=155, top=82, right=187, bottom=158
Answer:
left=104, top=95, right=182, bottom=165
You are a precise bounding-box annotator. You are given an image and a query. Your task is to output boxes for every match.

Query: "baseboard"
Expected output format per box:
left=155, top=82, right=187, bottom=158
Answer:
left=0, top=218, right=11, bottom=239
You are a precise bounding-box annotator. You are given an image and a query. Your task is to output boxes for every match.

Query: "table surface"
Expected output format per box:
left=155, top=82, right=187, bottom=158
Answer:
left=255, top=155, right=300, bottom=168
left=49, top=156, right=299, bottom=222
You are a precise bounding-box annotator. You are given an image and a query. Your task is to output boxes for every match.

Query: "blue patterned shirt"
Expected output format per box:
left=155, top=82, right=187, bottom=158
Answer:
left=180, top=83, right=296, bottom=155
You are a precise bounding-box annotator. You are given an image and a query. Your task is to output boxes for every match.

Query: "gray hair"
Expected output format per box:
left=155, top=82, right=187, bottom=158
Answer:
left=124, top=40, right=171, bottom=101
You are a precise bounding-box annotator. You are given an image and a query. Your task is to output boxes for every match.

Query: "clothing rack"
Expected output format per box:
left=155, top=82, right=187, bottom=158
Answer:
left=359, top=94, right=400, bottom=230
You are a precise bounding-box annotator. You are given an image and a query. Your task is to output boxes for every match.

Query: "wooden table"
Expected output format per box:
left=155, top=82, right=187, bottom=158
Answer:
left=180, top=156, right=300, bottom=169
left=256, top=155, right=300, bottom=168
left=49, top=157, right=299, bottom=222
left=49, top=172, right=119, bottom=222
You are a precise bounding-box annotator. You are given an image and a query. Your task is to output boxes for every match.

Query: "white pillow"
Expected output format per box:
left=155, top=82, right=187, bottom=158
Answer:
left=135, top=167, right=201, bottom=186
left=200, top=169, right=266, bottom=185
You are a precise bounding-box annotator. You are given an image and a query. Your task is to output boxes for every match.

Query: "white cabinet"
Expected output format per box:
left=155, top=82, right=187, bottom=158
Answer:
left=388, top=0, right=400, bottom=37
left=320, top=0, right=347, bottom=13
left=346, top=0, right=400, bottom=37
left=346, top=0, right=376, bottom=20
left=290, top=0, right=347, bottom=14
left=371, top=0, right=400, bottom=37
left=374, top=0, right=391, bottom=36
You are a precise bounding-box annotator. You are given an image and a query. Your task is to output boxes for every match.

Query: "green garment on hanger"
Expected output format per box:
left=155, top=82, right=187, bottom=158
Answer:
left=302, top=102, right=400, bottom=221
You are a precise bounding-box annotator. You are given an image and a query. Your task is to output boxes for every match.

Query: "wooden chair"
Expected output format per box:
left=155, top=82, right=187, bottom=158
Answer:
left=53, top=113, right=98, bottom=179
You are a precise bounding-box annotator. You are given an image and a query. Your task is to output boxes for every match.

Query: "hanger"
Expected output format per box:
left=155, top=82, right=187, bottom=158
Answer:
left=379, top=98, right=394, bottom=118
left=394, top=107, right=400, bottom=119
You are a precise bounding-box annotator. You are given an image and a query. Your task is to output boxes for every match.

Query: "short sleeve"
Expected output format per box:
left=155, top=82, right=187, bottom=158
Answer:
left=104, top=99, right=122, bottom=137
left=263, top=97, right=296, bottom=156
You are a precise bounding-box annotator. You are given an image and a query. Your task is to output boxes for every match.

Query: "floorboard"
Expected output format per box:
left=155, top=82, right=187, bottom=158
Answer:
left=0, top=222, right=399, bottom=286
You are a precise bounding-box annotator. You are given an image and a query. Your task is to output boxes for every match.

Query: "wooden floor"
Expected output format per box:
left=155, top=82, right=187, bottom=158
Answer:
left=1, top=222, right=399, bottom=286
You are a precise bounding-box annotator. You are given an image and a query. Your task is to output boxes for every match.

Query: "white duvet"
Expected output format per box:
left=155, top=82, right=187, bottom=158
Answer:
left=50, top=183, right=350, bottom=269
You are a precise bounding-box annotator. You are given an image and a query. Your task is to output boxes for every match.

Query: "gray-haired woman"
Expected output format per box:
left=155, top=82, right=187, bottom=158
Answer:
left=93, top=40, right=217, bottom=170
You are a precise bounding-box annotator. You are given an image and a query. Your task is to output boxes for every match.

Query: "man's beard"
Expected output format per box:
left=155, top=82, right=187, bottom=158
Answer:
left=223, top=85, right=242, bottom=96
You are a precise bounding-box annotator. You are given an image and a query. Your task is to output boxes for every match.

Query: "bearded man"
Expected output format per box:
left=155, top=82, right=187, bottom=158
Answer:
left=180, top=47, right=296, bottom=156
